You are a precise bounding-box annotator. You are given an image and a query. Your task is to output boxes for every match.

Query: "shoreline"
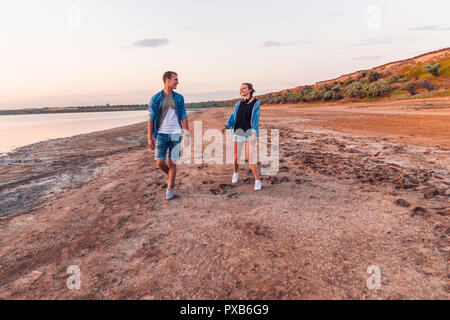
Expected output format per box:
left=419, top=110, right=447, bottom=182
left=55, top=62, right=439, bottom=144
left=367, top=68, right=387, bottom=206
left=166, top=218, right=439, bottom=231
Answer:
left=0, top=109, right=204, bottom=156
left=0, top=108, right=209, bottom=218
left=0, top=121, right=148, bottom=218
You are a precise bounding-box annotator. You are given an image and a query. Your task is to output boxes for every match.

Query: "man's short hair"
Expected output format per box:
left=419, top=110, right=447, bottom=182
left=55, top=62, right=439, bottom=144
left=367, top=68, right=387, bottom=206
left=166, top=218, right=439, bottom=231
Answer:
left=163, top=71, right=177, bottom=83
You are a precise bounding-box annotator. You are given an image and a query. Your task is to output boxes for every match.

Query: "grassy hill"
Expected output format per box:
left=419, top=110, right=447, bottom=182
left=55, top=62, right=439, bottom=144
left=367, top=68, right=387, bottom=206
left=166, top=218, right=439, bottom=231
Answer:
left=258, top=47, right=450, bottom=105
left=189, top=47, right=450, bottom=108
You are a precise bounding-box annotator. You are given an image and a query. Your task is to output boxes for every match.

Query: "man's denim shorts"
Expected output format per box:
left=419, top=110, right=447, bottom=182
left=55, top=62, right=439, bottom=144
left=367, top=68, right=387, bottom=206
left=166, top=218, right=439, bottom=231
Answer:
left=155, top=133, right=182, bottom=161
left=233, top=134, right=251, bottom=143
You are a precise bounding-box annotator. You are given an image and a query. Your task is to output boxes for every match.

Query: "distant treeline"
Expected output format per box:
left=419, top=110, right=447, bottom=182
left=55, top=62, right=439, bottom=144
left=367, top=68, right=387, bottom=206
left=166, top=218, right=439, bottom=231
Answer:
left=0, top=100, right=239, bottom=116
left=0, top=104, right=148, bottom=116
left=186, top=100, right=236, bottom=108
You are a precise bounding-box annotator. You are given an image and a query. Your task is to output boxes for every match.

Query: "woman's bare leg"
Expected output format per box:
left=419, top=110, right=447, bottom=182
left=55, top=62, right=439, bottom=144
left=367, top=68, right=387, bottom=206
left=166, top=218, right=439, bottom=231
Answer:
left=233, top=141, right=243, bottom=173
left=246, top=142, right=260, bottom=180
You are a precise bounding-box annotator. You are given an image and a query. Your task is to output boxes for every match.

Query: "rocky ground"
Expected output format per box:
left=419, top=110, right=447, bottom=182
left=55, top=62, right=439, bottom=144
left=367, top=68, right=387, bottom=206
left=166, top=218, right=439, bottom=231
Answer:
left=0, top=100, right=448, bottom=299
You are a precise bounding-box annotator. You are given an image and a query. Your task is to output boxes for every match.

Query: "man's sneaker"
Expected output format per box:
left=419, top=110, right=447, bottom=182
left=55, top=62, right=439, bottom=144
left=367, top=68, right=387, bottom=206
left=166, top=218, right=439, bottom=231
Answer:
left=232, top=172, right=239, bottom=184
left=166, top=188, right=174, bottom=200
left=254, top=180, right=262, bottom=191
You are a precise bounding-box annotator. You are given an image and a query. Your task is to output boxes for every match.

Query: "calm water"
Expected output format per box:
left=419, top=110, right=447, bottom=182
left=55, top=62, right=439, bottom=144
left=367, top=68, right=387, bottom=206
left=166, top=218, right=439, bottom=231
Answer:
left=0, top=111, right=150, bottom=154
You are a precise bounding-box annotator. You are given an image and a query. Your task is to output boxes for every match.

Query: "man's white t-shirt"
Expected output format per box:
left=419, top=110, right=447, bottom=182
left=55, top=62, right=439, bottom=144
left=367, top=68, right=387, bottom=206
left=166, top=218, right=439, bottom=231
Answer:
left=158, top=94, right=182, bottom=134
left=158, top=108, right=182, bottom=134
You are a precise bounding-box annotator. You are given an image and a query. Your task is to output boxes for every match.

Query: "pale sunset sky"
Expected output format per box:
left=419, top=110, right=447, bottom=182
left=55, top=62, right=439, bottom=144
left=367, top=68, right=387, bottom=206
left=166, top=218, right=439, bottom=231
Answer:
left=1, top=0, right=449, bottom=109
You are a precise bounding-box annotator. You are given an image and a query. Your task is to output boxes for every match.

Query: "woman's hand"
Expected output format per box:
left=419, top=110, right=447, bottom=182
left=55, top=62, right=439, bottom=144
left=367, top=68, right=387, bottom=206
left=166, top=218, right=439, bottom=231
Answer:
left=221, top=125, right=227, bottom=135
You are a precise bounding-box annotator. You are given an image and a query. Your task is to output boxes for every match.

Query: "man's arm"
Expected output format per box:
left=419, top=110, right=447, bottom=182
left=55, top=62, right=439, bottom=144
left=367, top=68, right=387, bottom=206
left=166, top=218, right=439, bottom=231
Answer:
left=181, top=118, right=190, bottom=147
left=181, top=118, right=189, bottom=132
left=148, top=121, right=155, bottom=149
left=148, top=96, right=156, bottom=149
left=180, top=95, right=190, bottom=139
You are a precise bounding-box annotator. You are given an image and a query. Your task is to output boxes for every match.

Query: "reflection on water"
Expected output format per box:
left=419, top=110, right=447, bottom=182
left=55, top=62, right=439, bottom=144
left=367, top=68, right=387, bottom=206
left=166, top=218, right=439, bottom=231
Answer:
left=0, top=111, right=149, bottom=154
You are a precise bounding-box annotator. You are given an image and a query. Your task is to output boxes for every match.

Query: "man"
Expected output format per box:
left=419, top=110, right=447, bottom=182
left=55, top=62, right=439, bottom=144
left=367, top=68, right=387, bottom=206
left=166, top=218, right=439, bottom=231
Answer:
left=148, top=71, right=190, bottom=200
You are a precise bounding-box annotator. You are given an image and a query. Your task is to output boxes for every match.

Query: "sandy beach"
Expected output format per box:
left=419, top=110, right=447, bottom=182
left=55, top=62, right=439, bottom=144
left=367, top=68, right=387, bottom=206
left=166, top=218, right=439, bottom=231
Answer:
left=0, top=99, right=449, bottom=299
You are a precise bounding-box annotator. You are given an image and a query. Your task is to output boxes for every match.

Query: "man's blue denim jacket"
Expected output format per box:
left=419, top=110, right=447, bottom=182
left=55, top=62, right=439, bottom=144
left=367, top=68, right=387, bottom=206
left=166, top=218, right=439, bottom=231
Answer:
left=225, top=99, right=261, bottom=136
left=148, top=90, right=188, bottom=138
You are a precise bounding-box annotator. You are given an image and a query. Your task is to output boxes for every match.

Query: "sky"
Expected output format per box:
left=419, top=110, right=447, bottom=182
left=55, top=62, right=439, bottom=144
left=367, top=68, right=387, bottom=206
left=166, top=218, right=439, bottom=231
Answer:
left=0, top=0, right=449, bottom=109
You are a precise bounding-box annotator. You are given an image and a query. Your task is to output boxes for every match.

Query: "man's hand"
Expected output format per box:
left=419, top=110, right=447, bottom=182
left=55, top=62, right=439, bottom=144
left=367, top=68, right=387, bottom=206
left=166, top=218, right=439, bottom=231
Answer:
left=148, top=138, right=155, bottom=150
left=183, top=133, right=191, bottom=147
left=221, top=125, right=227, bottom=135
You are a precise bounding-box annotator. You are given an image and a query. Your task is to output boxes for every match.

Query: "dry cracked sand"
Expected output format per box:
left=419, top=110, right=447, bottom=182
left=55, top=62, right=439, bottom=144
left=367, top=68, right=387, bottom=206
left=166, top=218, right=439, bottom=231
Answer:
left=0, top=100, right=449, bottom=299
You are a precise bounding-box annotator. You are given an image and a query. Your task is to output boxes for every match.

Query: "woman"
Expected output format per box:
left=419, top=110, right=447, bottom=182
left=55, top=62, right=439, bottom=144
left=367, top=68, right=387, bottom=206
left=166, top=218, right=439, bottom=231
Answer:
left=221, top=83, right=261, bottom=191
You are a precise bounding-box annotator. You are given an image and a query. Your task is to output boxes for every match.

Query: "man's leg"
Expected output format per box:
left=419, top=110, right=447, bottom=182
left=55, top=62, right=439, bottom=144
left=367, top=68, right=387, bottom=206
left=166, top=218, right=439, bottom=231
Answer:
left=157, top=159, right=169, bottom=175
left=167, top=160, right=177, bottom=189
left=166, top=133, right=181, bottom=191
left=155, top=134, right=170, bottom=175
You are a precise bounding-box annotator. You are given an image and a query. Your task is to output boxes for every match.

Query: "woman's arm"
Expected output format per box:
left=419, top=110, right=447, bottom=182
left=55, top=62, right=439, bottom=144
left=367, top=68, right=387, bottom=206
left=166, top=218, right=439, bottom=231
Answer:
left=222, top=103, right=238, bottom=134
left=225, top=113, right=234, bottom=129
left=222, top=114, right=232, bottom=134
left=251, top=100, right=260, bottom=136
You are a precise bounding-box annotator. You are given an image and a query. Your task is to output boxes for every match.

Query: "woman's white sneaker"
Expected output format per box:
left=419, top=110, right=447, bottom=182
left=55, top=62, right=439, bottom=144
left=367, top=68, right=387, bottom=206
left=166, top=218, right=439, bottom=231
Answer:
left=232, top=172, right=239, bottom=183
left=254, top=180, right=262, bottom=191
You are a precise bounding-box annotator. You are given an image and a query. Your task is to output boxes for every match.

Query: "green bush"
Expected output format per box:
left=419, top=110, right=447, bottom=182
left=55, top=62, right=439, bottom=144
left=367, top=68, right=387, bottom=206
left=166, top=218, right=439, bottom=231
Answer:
left=316, top=89, right=327, bottom=100
left=357, top=72, right=367, bottom=80
left=266, top=94, right=281, bottom=104
left=281, top=91, right=303, bottom=103
left=421, top=80, right=435, bottom=91
left=345, top=78, right=355, bottom=85
left=368, top=71, right=382, bottom=83
left=388, top=75, right=408, bottom=84
left=365, top=79, right=391, bottom=97
left=405, top=82, right=421, bottom=95
left=304, top=89, right=323, bottom=101
left=344, top=80, right=365, bottom=98
left=322, top=90, right=334, bottom=101
left=332, top=84, right=343, bottom=93
left=388, top=75, right=399, bottom=84
left=423, top=63, right=441, bottom=77
left=301, top=87, right=313, bottom=101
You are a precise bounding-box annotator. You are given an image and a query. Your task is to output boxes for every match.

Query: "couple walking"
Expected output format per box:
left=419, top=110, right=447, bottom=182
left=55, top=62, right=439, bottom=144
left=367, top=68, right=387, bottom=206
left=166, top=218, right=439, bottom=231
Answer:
left=148, top=71, right=261, bottom=200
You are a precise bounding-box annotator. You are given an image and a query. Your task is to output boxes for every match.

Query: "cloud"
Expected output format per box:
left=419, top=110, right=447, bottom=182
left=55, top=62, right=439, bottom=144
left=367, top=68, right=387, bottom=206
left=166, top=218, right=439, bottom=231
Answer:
left=350, top=55, right=383, bottom=61
left=350, top=38, right=397, bottom=47
left=261, top=41, right=284, bottom=47
left=410, top=25, right=450, bottom=31
left=261, top=39, right=310, bottom=47
left=132, top=38, right=170, bottom=48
